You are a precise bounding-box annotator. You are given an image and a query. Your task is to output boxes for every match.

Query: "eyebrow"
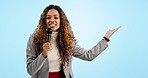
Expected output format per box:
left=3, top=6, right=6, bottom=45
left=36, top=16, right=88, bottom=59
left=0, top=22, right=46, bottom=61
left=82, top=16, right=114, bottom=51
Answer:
left=46, top=14, right=59, bottom=17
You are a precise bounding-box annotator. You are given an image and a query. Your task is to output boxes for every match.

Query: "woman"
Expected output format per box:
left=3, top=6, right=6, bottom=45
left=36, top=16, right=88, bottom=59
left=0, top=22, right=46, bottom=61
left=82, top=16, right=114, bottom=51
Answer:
left=26, top=5, right=121, bottom=78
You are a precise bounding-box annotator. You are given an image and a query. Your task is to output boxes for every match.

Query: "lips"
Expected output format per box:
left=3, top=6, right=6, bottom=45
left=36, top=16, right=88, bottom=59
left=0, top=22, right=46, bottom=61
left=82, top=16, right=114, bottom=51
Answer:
left=50, top=26, right=55, bottom=28
left=48, top=24, right=56, bottom=28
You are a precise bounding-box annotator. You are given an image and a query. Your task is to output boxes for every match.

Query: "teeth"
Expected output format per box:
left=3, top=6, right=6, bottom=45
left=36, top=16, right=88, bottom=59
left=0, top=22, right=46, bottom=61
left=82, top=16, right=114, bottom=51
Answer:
left=50, top=24, right=56, bottom=26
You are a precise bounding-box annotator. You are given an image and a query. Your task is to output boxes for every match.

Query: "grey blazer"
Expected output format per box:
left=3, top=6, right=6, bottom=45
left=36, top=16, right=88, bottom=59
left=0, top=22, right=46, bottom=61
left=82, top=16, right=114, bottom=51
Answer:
left=26, top=35, right=108, bottom=78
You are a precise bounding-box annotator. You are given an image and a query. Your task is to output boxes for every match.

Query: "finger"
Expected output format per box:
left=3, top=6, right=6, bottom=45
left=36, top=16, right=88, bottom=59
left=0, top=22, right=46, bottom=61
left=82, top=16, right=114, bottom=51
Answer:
left=115, top=26, right=122, bottom=31
left=113, top=26, right=122, bottom=33
left=44, top=43, right=51, bottom=47
left=110, top=30, right=115, bottom=37
left=46, top=43, right=51, bottom=45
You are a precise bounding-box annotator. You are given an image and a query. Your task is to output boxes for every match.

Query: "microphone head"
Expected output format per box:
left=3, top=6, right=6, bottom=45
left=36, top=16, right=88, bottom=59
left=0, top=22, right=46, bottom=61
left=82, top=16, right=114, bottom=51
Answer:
left=46, top=28, right=52, bottom=34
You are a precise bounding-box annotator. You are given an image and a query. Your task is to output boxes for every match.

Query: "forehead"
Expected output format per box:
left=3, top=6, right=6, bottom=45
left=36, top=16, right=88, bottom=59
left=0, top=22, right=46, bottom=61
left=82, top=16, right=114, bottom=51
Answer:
left=46, top=9, right=60, bottom=16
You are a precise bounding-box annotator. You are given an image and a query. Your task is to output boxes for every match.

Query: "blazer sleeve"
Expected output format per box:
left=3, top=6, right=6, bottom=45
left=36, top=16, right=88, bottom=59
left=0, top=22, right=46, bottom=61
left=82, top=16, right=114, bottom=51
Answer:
left=73, top=39, right=108, bottom=61
left=26, top=35, right=47, bottom=76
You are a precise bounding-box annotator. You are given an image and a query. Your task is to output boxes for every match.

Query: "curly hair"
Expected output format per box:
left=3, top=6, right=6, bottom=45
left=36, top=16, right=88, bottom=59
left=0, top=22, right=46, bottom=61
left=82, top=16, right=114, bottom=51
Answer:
left=33, top=5, right=75, bottom=65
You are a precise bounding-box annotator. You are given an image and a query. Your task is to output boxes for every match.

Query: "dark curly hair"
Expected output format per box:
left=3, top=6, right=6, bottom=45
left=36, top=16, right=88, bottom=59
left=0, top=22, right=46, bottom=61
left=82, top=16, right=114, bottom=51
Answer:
left=33, top=5, right=75, bottom=65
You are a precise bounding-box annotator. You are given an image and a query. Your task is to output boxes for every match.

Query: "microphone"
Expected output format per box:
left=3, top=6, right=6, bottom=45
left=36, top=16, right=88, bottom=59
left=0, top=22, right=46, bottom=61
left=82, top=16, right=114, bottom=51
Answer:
left=46, top=28, right=52, bottom=42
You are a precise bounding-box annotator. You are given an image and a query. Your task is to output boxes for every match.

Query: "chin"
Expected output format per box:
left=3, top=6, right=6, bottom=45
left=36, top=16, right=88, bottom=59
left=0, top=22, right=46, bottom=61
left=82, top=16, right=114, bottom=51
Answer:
left=52, top=29, right=57, bottom=32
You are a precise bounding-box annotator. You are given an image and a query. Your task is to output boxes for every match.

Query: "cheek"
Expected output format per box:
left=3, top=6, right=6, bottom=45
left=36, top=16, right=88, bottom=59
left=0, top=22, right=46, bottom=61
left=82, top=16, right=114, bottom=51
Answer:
left=56, top=21, right=60, bottom=30
left=57, top=19, right=60, bottom=23
left=46, top=20, right=49, bottom=24
left=47, top=19, right=50, bottom=22
left=57, top=20, right=60, bottom=26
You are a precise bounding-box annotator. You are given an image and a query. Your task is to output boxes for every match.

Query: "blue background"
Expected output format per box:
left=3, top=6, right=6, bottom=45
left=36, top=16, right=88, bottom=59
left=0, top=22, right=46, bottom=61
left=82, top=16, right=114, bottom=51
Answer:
left=0, top=0, right=148, bottom=78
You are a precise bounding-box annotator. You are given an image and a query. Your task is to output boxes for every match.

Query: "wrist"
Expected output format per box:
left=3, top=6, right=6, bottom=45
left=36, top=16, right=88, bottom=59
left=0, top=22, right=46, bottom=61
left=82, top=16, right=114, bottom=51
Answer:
left=42, top=53, right=47, bottom=58
left=103, top=36, right=110, bottom=42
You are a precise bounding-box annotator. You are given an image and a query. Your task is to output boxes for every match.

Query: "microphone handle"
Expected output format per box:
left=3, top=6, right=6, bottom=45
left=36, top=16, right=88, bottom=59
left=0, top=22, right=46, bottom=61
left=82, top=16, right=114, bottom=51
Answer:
left=46, top=34, right=51, bottom=42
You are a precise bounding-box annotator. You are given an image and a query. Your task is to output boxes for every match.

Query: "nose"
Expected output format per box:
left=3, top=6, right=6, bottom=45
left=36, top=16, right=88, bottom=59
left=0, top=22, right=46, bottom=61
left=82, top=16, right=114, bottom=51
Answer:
left=49, top=19, right=56, bottom=24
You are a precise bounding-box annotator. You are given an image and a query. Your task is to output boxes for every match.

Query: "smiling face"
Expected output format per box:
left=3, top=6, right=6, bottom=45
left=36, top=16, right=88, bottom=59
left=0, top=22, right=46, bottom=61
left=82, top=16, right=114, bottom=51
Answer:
left=46, top=9, right=60, bottom=32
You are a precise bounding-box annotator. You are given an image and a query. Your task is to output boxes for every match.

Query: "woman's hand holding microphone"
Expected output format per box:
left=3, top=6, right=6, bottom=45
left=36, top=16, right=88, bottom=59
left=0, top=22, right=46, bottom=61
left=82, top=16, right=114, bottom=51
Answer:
left=42, top=42, right=52, bottom=58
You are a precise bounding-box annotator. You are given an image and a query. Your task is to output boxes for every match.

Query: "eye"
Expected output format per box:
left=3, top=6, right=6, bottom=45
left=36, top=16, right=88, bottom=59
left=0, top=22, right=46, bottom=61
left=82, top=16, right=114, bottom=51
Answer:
left=54, top=17, right=59, bottom=19
left=46, top=16, right=51, bottom=19
left=46, top=17, right=50, bottom=19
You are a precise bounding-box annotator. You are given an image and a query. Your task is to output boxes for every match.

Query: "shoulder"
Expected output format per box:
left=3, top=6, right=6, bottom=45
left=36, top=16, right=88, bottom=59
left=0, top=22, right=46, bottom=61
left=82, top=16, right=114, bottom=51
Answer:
left=27, top=34, right=34, bottom=45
